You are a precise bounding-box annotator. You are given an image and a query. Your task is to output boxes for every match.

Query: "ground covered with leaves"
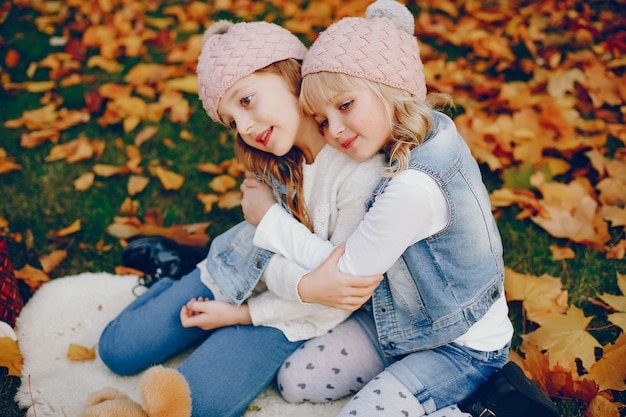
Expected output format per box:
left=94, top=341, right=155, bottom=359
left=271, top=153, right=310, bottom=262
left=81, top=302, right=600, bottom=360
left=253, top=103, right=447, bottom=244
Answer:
left=1, top=0, right=625, bottom=416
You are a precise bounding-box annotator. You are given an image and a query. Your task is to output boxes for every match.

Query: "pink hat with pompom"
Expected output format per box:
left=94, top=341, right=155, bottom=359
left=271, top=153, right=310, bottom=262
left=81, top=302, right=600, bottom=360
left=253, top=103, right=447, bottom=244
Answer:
left=197, top=20, right=307, bottom=124
left=302, top=0, right=426, bottom=100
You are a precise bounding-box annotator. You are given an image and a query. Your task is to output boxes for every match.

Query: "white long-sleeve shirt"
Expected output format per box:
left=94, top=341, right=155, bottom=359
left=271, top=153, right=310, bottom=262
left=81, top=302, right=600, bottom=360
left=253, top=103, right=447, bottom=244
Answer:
left=254, top=169, right=513, bottom=351
left=200, top=145, right=384, bottom=341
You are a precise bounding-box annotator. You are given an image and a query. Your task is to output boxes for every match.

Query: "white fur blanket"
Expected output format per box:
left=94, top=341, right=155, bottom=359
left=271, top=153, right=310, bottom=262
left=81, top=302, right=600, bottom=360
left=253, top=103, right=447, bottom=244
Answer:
left=14, top=272, right=468, bottom=417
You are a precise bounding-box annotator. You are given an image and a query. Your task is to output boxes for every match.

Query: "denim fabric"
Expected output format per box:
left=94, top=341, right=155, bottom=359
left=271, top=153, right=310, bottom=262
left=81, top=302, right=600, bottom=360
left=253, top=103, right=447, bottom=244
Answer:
left=204, top=220, right=274, bottom=306
left=352, top=309, right=509, bottom=412
left=203, top=173, right=291, bottom=306
left=98, top=269, right=303, bottom=417
left=366, top=111, right=506, bottom=355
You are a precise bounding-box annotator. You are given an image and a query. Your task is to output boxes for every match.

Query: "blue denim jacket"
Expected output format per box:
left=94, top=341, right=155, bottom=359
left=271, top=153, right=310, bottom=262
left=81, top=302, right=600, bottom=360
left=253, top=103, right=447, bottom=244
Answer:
left=364, top=110, right=505, bottom=356
left=202, top=175, right=289, bottom=306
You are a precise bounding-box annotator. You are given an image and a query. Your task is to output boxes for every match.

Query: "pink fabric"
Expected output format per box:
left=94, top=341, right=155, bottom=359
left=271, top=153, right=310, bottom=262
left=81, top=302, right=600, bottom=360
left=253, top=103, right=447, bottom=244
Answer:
left=302, top=15, right=426, bottom=100
left=197, top=21, right=307, bottom=124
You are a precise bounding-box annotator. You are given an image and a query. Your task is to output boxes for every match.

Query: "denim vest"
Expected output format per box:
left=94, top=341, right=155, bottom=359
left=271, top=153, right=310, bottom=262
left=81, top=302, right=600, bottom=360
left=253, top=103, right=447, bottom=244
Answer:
left=202, top=175, right=289, bottom=306
left=365, top=111, right=504, bottom=356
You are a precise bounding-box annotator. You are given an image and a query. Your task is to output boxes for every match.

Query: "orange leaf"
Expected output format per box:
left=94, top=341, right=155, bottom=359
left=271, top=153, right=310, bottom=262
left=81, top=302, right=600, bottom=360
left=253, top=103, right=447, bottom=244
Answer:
left=584, top=333, right=626, bottom=391
left=0, top=337, right=22, bottom=377
left=74, top=172, right=95, bottom=191
left=127, top=175, right=149, bottom=196
left=56, top=219, right=81, bottom=237
left=93, top=164, right=125, bottom=177
left=585, top=394, right=621, bottom=417
left=67, top=343, right=96, bottom=361
left=549, top=245, right=576, bottom=261
left=522, top=306, right=602, bottom=371
left=154, top=166, right=184, bottom=190
left=209, top=174, right=237, bottom=193
left=218, top=190, right=242, bottom=210
left=504, top=267, right=568, bottom=321
left=39, top=249, right=67, bottom=273
left=134, top=125, right=158, bottom=147
left=14, top=264, right=50, bottom=290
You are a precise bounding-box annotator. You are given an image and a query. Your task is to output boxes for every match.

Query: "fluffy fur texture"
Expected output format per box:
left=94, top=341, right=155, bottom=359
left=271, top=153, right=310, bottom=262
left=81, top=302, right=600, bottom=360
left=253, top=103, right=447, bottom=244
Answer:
left=79, top=366, right=191, bottom=417
left=14, top=272, right=467, bottom=417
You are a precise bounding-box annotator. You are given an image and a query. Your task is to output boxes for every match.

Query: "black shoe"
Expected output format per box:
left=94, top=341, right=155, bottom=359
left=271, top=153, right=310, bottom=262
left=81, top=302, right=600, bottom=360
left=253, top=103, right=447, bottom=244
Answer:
left=122, top=235, right=208, bottom=288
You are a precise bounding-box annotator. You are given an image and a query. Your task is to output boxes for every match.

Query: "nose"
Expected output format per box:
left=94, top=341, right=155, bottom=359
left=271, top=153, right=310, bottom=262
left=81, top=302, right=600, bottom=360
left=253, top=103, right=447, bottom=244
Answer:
left=328, top=117, right=344, bottom=140
left=236, top=115, right=253, bottom=138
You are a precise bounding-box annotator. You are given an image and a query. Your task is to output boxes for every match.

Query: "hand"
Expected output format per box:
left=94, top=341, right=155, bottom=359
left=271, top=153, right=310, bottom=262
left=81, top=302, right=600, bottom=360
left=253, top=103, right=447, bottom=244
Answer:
left=180, top=297, right=251, bottom=330
left=298, top=245, right=383, bottom=311
left=240, top=171, right=277, bottom=226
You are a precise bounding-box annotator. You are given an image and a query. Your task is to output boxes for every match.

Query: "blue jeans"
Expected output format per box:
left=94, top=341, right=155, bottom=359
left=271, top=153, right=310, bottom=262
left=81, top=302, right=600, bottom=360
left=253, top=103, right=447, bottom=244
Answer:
left=99, top=268, right=303, bottom=417
left=353, top=309, right=510, bottom=413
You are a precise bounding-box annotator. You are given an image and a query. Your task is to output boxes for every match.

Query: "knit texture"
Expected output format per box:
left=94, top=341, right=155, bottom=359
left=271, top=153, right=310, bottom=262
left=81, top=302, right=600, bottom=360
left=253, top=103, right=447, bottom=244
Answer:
left=302, top=1, right=426, bottom=100
left=197, top=21, right=307, bottom=124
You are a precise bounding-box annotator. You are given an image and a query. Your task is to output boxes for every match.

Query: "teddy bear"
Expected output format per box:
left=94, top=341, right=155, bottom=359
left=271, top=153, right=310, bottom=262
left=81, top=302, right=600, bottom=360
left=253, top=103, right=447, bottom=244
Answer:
left=79, top=365, right=192, bottom=417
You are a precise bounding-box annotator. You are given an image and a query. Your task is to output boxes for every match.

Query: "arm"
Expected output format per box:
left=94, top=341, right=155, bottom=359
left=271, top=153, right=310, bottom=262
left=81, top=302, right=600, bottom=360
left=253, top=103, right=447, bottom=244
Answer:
left=261, top=171, right=449, bottom=308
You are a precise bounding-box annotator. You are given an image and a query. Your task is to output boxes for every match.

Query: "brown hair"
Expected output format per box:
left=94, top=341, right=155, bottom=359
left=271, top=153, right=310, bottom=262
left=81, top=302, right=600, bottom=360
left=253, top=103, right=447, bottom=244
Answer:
left=234, top=58, right=312, bottom=231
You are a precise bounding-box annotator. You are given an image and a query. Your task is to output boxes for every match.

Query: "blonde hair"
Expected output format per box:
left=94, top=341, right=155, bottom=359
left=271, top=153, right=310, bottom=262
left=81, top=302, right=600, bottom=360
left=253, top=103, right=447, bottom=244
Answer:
left=234, top=58, right=312, bottom=231
left=300, top=72, right=453, bottom=176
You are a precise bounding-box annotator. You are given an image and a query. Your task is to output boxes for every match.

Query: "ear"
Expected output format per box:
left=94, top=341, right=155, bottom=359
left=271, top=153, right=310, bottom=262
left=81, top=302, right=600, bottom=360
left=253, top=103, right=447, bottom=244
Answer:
left=139, top=366, right=192, bottom=417
left=79, top=387, right=147, bottom=417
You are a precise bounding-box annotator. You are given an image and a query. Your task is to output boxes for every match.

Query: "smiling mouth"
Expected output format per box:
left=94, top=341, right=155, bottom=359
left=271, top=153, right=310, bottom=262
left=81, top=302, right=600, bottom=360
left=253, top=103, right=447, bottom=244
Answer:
left=256, top=127, right=273, bottom=146
left=341, top=136, right=357, bottom=149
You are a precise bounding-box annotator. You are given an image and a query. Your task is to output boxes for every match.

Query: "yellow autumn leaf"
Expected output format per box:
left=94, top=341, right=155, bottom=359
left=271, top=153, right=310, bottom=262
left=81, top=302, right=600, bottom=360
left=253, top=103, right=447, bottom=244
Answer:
left=86, top=55, right=123, bottom=73
left=39, top=249, right=67, bottom=273
left=154, top=166, right=184, bottom=190
left=134, top=125, right=158, bottom=147
left=198, top=193, right=219, bottom=214
left=128, top=175, right=149, bottom=196
left=209, top=174, right=237, bottom=193
left=14, top=264, right=50, bottom=290
left=164, top=76, right=198, bottom=93
left=56, top=219, right=81, bottom=237
left=522, top=306, right=602, bottom=371
left=0, top=337, right=22, bottom=377
left=74, top=172, right=95, bottom=191
left=218, top=190, right=242, bottom=209
left=93, top=164, right=125, bottom=177
left=504, top=267, right=568, bottom=321
left=583, top=333, right=626, bottom=391
left=67, top=343, right=96, bottom=361
left=549, top=245, right=576, bottom=261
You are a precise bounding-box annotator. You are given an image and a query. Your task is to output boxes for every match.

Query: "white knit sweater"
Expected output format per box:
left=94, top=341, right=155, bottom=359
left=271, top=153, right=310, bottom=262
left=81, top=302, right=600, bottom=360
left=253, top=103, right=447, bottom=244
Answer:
left=248, top=146, right=382, bottom=340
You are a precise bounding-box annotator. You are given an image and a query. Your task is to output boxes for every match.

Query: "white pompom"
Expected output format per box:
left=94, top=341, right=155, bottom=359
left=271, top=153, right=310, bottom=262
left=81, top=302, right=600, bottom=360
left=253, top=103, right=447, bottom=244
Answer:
left=202, top=20, right=234, bottom=46
left=366, top=0, right=415, bottom=35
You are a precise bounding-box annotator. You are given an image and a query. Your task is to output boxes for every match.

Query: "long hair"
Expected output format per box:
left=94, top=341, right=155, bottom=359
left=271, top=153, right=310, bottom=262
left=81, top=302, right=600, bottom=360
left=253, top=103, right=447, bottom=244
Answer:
left=300, top=72, right=452, bottom=176
left=234, top=58, right=312, bottom=230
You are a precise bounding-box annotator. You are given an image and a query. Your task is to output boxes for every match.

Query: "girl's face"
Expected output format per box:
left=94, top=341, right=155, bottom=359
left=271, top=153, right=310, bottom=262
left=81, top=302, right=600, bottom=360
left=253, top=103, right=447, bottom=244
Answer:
left=312, top=89, right=391, bottom=162
left=218, top=72, right=301, bottom=157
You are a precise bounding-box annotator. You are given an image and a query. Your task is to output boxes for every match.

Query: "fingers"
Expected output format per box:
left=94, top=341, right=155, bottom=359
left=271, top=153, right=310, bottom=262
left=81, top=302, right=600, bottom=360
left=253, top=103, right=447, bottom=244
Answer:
left=321, top=244, right=345, bottom=267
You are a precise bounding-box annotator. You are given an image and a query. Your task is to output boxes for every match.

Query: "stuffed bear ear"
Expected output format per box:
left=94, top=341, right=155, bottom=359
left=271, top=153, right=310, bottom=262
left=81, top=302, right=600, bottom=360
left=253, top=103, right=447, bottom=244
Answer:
left=139, top=366, right=192, bottom=417
left=79, top=387, right=147, bottom=417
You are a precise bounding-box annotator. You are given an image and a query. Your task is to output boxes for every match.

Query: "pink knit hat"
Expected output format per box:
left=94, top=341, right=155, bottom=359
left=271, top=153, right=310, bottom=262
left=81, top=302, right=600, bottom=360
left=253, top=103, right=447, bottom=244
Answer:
left=302, top=0, right=426, bottom=100
left=197, top=20, right=307, bottom=124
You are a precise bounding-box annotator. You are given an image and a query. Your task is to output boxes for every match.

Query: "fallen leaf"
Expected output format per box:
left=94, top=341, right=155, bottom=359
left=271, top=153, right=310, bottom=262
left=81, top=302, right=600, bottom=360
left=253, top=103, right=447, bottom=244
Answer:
left=14, top=264, right=50, bottom=290
left=127, top=175, right=150, bottom=196
left=74, top=172, right=95, bottom=191
left=0, top=337, right=22, bottom=376
left=67, top=343, right=96, bottom=361
left=39, top=249, right=67, bottom=273
left=209, top=174, right=237, bottom=193
left=154, top=166, right=184, bottom=190
left=522, top=306, right=602, bottom=370
left=56, top=219, right=81, bottom=237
